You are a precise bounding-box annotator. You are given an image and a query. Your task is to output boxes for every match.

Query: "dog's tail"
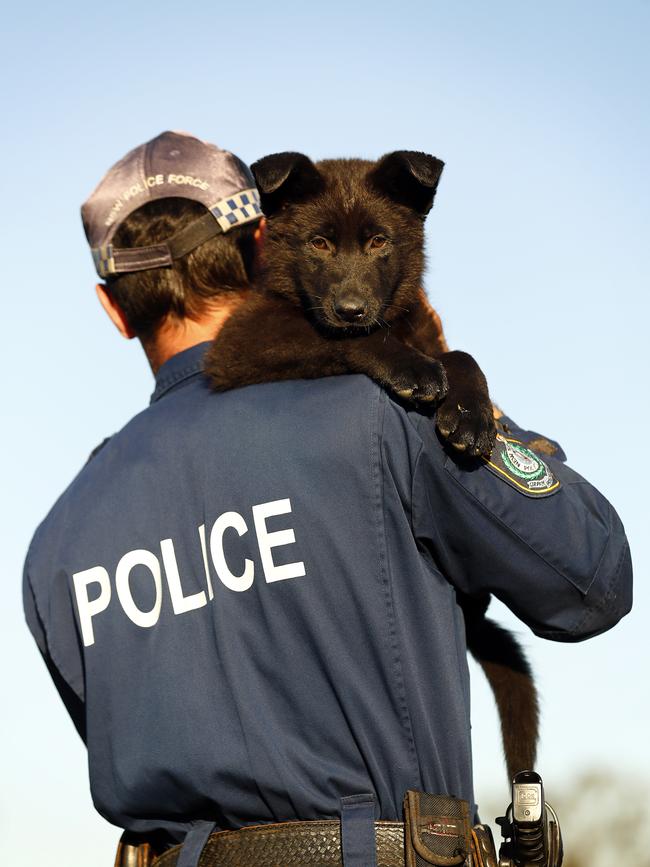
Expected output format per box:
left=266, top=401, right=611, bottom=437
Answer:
left=462, top=597, right=539, bottom=781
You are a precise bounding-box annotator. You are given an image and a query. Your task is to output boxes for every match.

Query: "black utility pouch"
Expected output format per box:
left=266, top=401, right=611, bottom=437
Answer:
left=403, top=790, right=472, bottom=867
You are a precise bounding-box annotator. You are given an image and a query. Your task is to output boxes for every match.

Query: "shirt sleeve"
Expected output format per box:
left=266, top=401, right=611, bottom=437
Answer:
left=409, top=413, right=632, bottom=642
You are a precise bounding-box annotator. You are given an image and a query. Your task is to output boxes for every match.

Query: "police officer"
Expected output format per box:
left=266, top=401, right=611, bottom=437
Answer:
left=23, top=131, right=632, bottom=867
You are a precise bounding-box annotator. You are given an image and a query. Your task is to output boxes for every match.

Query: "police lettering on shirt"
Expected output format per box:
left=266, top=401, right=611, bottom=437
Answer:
left=72, top=498, right=305, bottom=647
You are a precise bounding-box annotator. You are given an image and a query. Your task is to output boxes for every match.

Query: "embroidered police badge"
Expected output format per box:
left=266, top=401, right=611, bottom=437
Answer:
left=484, top=434, right=561, bottom=497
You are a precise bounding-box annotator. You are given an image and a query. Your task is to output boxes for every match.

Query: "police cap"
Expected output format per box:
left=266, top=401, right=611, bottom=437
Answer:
left=81, top=131, right=261, bottom=278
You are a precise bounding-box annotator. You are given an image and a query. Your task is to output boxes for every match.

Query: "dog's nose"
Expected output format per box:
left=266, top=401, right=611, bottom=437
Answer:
left=333, top=294, right=368, bottom=322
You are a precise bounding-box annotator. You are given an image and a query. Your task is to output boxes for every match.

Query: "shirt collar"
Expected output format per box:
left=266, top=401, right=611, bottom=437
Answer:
left=150, top=341, right=212, bottom=404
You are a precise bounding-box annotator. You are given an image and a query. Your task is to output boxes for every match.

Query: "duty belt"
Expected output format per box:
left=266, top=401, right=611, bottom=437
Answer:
left=115, top=791, right=499, bottom=867
left=115, top=782, right=563, bottom=867
left=153, top=820, right=405, bottom=867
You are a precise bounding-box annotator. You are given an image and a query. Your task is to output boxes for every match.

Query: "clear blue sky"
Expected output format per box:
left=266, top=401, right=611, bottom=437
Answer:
left=2, top=2, right=648, bottom=864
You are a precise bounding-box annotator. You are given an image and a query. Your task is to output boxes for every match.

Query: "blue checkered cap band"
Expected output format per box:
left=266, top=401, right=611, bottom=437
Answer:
left=92, top=245, right=116, bottom=278
left=90, top=187, right=262, bottom=277
left=210, top=188, right=262, bottom=233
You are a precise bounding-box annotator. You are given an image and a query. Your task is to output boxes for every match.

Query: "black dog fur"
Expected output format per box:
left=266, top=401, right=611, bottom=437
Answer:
left=204, top=151, right=538, bottom=779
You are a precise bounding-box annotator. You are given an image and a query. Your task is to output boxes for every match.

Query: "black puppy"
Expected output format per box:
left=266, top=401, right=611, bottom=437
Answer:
left=205, top=151, right=495, bottom=457
left=205, top=151, right=538, bottom=778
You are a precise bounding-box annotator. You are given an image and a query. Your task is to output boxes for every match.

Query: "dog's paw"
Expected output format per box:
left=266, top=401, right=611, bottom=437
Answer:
left=384, top=355, right=448, bottom=404
left=436, top=392, right=496, bottom=457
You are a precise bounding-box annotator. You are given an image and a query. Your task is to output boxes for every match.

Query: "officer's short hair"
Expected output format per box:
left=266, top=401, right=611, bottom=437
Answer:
left=105, top=197, right=258, bottom=340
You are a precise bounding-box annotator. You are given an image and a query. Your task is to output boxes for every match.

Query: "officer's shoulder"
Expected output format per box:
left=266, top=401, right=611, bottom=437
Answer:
left=211, top=374, right=407, bottom=447
left=30, top=403, right=156, bottom=544
left=29, top=431, right=119, bottom=550
left=287, top=375, right=430, bottom=450
left=214, top=374, right=384, bottom=416
left=26, top=440, right=112, bottom=576
left=269, top=375, right=429, bottom=437
left=275, top=374, right=425, bottom=437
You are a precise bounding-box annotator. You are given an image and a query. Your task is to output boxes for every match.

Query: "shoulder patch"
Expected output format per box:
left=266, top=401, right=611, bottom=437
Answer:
left=484, top=434, right=561, bottom=497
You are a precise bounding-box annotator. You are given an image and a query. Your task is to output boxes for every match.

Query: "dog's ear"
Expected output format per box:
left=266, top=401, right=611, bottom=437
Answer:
left=370, top=151, right=444, bottom=217
left=251, top=152, right=324, bottom=216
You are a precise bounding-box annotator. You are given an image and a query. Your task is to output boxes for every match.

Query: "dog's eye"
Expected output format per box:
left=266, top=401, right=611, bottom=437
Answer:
left=310, top=237, right=330, bottom=251
left=369, top=235, right=388, bottom=249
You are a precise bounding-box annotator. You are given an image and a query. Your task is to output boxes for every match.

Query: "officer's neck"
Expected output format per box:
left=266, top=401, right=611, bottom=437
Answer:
left=143, top=294, right=247, bottom=374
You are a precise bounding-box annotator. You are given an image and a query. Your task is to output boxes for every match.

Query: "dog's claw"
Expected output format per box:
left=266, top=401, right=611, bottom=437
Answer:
left=436, top=391, right=496, bottom=458
left=383, top=355, right=448, bottom=406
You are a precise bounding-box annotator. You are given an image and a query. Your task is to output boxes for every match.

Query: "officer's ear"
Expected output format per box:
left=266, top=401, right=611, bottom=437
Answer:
left=251, top=217, right=267, bottom=271
left=96, top=284, right=136, bottom=340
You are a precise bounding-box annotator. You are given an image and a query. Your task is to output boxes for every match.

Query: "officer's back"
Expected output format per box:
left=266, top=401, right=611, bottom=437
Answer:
left=25, top=341, right=633, bottom=839
left=26, top=357, right=480, bottom=831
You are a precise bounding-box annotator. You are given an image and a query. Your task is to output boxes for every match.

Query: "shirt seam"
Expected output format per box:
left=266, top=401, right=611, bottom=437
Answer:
left=403, top=410, right=474, bottom=793
left=536, top=538, right=626, bottom=639
left=407, top=414, right=445, bottom=575
left=409, top=430, right=425, bottom=541
left=568, top=521, right=623, bottom=635
left=373, top=391, right=419, bottom=789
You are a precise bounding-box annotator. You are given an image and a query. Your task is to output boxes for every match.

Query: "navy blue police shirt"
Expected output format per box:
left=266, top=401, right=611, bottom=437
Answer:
left=24, top=342, right=632, bottom=839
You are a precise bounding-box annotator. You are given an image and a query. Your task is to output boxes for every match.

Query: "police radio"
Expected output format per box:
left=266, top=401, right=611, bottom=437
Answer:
left=496, top=771, right=563, bottom=867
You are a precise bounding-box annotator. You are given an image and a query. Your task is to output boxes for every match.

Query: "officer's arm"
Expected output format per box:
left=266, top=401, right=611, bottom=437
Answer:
left=23, top=565, right=87, bottom=740
left=410, top=414, right=632, bottom=641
